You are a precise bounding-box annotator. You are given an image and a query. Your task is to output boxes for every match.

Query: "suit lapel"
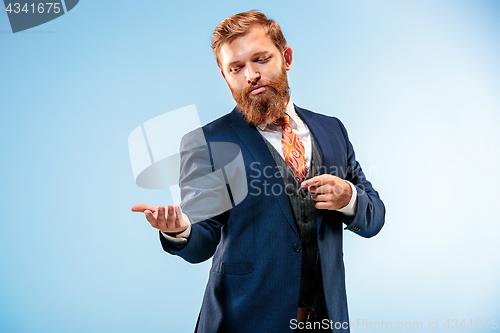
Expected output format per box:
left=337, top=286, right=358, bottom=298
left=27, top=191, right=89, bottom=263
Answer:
left=295, top=105, right=336, bottom=171
left=230, top=108, right=299, bottom=238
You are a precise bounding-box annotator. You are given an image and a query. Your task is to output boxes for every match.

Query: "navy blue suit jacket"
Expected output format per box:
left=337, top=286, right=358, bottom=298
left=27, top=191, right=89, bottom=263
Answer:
left=161, top=105, right=385, bottom=332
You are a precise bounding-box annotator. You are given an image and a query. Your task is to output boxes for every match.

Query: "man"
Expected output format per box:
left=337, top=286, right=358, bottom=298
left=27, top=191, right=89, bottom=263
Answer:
left=132, top=10, right=385, bottom=333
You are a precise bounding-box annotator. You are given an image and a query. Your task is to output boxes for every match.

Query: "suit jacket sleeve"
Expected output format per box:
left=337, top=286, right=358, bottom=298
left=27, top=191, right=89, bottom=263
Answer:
left=159, top=129, right=229, bottom=263
left=335, top=118, right=385, bottom=237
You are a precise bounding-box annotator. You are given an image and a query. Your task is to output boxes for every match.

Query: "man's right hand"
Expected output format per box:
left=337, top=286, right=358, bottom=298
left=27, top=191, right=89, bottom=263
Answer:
left=131, top=204, right=190, bottom=235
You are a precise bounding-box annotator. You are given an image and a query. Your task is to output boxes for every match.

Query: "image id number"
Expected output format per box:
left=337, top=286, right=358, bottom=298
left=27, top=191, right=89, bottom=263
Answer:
left=444, top=319, right=498, bottom=330
left=6, top=3, right=61, bottom=14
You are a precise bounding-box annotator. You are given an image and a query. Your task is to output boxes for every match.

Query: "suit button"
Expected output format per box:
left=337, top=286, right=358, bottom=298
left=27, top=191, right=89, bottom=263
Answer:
left=293, top=243, right=301, bottom=253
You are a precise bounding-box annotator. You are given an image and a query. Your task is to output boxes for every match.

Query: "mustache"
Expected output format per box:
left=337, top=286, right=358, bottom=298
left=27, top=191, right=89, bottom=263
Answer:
left=230, top=65, right=290, bottom=126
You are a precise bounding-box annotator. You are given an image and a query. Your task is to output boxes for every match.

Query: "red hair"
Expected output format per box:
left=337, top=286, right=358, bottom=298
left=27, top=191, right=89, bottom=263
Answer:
left=212, top=10, right=287, bottom=67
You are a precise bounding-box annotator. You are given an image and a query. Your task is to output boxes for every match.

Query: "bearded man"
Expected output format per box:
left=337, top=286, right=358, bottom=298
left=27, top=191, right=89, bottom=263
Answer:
left=132, top=10, right=385, bottom=333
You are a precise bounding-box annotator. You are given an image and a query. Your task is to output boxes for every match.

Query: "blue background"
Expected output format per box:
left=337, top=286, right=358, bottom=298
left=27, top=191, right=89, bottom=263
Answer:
left=1, top=1, right=500, bottom=332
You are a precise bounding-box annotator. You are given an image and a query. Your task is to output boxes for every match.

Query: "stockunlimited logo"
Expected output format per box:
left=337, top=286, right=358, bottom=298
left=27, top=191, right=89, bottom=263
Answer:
left=3, top=0, right=78, bottom=33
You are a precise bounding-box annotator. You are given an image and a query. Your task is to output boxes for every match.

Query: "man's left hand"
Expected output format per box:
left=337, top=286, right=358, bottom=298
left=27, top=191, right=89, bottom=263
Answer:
left=301, top=174, right=352, bottom=210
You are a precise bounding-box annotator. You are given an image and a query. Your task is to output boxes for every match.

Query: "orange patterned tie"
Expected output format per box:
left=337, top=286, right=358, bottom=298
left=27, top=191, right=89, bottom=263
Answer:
left=275, top=115, right=308, bottom=182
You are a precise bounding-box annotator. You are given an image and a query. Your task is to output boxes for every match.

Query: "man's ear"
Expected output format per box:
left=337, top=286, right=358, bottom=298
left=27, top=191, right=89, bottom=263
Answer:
left=220, top=69, right=226, bottom=80
left=284, top=46, right=293, bottom=71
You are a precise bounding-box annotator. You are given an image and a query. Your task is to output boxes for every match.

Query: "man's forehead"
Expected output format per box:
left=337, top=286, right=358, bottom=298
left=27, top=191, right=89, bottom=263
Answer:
left=219, top=26, right=277, bottom=65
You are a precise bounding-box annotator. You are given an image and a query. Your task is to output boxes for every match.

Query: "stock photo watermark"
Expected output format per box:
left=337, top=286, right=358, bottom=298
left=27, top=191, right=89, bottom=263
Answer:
left=129, top=105, right=380, bottom=223
left=247, top=161, right=375, bottom=197
left=290, top=318, right=499, bottom=330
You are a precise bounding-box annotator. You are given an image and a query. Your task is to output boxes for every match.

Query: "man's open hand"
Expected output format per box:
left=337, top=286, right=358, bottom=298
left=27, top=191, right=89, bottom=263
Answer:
left=301, top=174, right=352, bottom=210
left=131, top=204, right=190, bottom=235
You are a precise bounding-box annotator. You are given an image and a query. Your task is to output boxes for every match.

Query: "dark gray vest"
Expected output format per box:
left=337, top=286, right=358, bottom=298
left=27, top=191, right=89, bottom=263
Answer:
left=263, top=131, right=326, bottom=316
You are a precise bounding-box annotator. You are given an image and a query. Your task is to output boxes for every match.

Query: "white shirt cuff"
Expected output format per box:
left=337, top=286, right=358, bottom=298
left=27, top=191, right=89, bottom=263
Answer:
left=336, top=181, right=357, bottom=216
left=160, top=223, right=191, bottom=244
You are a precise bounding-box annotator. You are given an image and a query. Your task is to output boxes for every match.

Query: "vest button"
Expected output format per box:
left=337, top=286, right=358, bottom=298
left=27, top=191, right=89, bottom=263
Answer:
left=293, top=243, right=301, bottom=253
left=298, top=188, right=308, bottom=199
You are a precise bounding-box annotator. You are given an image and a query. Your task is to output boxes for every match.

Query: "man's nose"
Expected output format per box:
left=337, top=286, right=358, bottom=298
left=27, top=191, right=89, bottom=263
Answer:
left=245, top=64, right=260, bottom=83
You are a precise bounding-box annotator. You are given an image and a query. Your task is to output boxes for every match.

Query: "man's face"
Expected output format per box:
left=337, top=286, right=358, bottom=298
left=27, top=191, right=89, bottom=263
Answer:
left=219, top=25, right=293, bottom=125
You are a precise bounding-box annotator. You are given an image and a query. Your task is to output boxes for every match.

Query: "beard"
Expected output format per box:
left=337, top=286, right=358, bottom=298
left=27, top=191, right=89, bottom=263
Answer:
left=230, top=66, right=290, bottom=126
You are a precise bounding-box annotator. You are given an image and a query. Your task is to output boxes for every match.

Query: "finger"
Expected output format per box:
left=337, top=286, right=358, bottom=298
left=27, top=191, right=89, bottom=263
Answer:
left=175, top=205, right=187, bottom=228
left=307, top=185, right=324, bottom=194
left=314, top=201, right=332, bottom=210
left=156, top=206, right=167, bottom=230
left=131, top=204, right=156, bottom=212
left=316, top=184, right=349, bottom=198
left=173, top=205, right=180, bottom=228
left=311, top=193, right=329, bottom=202
left=303, top=174, right=342, bottom=188
left=308, top=182, right=335, bottom=194
left=174, top=205, right=189, bottom=232
left=166, top=205, right=176, bottom=228
left=300, top=175, right=331, bottom=188
left=144, top=210, right=159, bottom=229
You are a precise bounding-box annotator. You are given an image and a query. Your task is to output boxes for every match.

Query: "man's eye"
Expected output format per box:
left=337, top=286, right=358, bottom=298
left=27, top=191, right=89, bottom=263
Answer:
left=257, top=57, right=269, bottom=63
left=230, top=67, right=241, bottom=73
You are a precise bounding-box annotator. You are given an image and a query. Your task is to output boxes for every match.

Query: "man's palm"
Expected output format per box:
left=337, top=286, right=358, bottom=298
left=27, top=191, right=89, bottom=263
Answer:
left=131, top=204, right=190, bottom=234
